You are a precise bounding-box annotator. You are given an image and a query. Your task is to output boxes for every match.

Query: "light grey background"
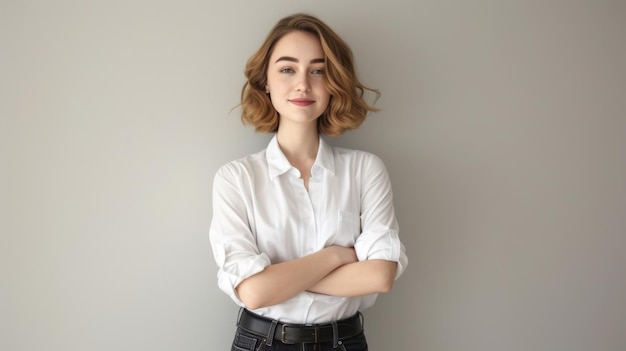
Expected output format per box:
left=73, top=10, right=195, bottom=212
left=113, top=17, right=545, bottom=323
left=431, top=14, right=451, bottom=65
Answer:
left=2, top=1, right=625, bottom=350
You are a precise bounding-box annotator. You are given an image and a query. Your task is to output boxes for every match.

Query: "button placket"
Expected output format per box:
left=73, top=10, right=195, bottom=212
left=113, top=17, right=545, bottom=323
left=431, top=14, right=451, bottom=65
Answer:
left=291, top=170, right=316, bottom=256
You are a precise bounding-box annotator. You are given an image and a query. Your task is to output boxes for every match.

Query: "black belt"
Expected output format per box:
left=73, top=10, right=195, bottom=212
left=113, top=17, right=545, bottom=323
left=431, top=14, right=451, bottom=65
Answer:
left=237, top=309, right=363, bottom=344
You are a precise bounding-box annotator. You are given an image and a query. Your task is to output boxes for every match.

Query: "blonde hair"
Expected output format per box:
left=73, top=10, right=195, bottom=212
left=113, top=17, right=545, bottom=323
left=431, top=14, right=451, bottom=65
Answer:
left=240, top=13, right=379, bottom=136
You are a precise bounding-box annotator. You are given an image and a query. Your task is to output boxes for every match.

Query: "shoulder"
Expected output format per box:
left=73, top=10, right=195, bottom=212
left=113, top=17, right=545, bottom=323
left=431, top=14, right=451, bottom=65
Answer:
left=332, top=145, right=387, bottom=170
left=214, top=149, right=267, bottom=181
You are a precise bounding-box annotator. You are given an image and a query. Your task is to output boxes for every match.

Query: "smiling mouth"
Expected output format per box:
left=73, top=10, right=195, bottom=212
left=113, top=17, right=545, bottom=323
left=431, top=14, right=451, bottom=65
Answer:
left=289, top=98, right=315, bottom=106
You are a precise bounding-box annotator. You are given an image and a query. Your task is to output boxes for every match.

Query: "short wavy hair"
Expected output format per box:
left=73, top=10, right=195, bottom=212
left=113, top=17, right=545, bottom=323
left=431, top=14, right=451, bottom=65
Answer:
left=240, top=13, right=380, bottom=136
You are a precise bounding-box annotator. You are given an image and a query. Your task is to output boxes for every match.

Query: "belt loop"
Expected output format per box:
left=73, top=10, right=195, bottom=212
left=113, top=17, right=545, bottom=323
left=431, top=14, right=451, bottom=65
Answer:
left=358, top=311, right=365, bottom=332
left=265, top=319, right=278, bottom=346
left=331, top=320, right=339, bottom=348
left=236, top=308, right=244, bottom=325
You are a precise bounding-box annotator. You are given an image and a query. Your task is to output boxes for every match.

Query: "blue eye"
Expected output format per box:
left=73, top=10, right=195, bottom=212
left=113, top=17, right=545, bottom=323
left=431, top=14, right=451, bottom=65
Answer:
left=311, top=69, right=324, bottom=75
left=280, top=68, right=295, bottom=73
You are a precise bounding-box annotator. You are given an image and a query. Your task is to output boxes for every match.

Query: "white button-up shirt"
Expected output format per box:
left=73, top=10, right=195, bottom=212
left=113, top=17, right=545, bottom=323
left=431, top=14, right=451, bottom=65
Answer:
left=209, top=135, right=407, bottom=324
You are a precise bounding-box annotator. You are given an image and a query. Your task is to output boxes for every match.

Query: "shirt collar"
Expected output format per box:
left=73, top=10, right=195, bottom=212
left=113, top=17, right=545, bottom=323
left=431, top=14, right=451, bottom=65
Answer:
left=266, top=134, right=336, bottom=179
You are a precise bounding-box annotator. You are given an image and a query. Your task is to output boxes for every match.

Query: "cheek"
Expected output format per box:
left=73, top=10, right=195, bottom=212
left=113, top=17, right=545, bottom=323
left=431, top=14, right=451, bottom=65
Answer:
left=313, top=80, right=330, bottom=95
left=317, top=85, right=331, bottom=103
left=266, top=78, right=288, bottom=94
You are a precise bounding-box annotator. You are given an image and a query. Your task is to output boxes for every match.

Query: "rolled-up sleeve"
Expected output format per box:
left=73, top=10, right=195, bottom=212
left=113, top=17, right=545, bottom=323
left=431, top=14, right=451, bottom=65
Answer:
left=209, top=164, right=271, bottom=305
left=353, top=154, right=408, bottom=280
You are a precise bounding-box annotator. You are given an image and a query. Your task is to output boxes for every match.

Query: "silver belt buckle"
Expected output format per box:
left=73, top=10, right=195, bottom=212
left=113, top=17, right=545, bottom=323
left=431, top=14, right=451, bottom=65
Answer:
left=281, top=324, right=294, bottom=344
left=281, top=324, right=319, bottom=344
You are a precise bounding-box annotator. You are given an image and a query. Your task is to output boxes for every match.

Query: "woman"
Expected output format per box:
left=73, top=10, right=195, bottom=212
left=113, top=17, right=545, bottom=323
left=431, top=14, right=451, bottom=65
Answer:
left=210, top=13, right=407, bottom=351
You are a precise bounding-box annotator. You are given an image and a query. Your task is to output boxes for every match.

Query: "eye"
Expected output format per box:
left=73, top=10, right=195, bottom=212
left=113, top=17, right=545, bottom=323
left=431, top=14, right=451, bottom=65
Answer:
left=311, top=69, right=324, bottom=75
left=280, top=67, right=295, bottom=73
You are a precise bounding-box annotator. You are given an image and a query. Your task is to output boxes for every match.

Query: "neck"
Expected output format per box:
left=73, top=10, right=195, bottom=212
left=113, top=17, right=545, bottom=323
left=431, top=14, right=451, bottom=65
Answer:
left=276, top=123, right=319, bottom=163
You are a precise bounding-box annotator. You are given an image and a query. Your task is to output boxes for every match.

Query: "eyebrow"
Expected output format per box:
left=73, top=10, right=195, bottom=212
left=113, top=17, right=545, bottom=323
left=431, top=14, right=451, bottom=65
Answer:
left=274, top=56, right=325, bottom=64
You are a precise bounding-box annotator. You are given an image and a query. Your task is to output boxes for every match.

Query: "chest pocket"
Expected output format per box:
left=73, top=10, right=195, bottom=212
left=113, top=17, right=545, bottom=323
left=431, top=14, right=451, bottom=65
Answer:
left=335, top=210, right=361, bottom=246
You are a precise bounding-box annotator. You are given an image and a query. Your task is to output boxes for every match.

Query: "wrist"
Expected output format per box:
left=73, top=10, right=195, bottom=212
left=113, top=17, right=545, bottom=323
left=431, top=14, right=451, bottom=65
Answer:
left=331, top=246, right=356, bottom=266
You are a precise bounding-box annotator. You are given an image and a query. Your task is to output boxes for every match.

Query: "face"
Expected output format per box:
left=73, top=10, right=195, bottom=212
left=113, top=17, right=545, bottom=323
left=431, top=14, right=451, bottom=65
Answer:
left=265, top=31, right=331, bottom=129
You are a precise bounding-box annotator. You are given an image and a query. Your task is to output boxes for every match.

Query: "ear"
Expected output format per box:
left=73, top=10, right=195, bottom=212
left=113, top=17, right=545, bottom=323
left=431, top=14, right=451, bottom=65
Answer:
left=265, top=85, right=270, bottom=94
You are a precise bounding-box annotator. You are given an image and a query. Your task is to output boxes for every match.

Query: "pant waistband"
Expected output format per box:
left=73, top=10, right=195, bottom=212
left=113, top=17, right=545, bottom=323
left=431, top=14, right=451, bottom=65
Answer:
left=237, top=309, right=363, bottom=345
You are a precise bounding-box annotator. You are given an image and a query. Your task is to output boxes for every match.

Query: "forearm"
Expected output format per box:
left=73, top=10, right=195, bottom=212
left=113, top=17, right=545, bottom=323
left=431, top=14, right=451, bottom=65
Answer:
left=308, top=259, right=397, bottom=297
left=236, top=246, right=356, bottom=310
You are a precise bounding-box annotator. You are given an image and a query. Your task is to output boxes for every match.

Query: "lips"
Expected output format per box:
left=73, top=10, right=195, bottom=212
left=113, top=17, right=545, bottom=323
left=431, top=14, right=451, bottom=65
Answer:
left=289, top=98, right=315, bottom=106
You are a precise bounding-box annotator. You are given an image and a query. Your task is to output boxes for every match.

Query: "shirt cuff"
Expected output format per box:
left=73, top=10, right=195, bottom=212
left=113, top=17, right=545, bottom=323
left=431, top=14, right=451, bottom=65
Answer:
left=354, top=229, right=407, bottom=280
left=216, top=252, right=271, bottom=306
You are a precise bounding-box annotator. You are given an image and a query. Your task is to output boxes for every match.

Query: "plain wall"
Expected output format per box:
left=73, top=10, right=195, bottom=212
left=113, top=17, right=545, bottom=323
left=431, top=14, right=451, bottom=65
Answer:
left=2, top=1, right=625, bottom=350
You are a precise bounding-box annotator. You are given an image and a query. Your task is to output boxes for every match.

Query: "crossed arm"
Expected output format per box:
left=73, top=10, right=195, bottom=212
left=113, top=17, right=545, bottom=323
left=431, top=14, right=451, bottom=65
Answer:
left=235, top=245, right=397, bottom=310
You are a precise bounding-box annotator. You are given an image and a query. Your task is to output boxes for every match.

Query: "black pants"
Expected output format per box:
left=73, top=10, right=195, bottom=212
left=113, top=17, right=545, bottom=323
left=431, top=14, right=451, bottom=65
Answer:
left=231, top=326, right=368, bottom=351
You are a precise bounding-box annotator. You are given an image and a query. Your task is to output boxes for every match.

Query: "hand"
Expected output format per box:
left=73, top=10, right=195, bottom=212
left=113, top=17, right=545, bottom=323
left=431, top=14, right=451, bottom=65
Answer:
left=327, top=246, right=357, bottom=266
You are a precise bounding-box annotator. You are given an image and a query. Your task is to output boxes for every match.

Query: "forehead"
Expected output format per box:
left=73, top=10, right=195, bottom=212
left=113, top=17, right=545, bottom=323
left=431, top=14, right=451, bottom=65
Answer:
left=270, top=31, right=325, bottom=61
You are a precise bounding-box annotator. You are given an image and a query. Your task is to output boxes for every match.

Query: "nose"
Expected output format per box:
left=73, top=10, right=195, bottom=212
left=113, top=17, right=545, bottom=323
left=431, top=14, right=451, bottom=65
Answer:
left=295, top=72, right=311, bottom=92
